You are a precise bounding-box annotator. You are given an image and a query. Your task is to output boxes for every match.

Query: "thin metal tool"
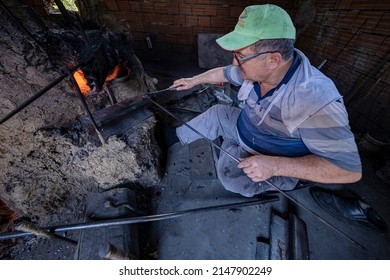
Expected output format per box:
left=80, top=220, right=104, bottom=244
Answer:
left=146, top=96, right=367, bottom=251
left=145, top=95, right=239, bottom=163
left=0, top=196, right=278, bottom=241
left=15, top=219, right=77, bottom=246
left=147, top=86, right=179, bottom=96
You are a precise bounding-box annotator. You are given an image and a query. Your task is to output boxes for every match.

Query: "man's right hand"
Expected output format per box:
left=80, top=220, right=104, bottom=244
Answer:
left=170, top=67, right=227, bottom=91
left=170, top=77, right=198, bottom=91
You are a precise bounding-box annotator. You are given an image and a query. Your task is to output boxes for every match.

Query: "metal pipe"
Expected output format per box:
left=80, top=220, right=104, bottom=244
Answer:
left=15, top=219, right=77, bottom=246
left=0, top=31, right=104, bottom=126
left=60, top=67, right=106, bottom=145
left=0, top=66, right=78, bottom=126
left=145, top=96, right=239, bottom=163
left=0, top=0, right=43, bottom=47
left=0, top=196, right=278, bottom=241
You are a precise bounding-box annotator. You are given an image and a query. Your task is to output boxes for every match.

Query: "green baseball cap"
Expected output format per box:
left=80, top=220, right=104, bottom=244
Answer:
left=216, top=4, right=296, bottom=51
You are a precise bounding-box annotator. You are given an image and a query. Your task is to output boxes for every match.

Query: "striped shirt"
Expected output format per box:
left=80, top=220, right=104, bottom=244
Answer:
left=223, top=49, right=362, bottom=173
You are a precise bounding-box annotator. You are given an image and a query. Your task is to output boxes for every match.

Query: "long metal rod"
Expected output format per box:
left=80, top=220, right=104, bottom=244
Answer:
left=0, top=0, right=43, bottom=47
left=0, top=196, right=278, bottom=241
left=146, top=96, right=367, bottom=251
left=145, top=95, right=239, bottom=163
left=0, top=66, right=75, bottom=126
left=0, top=31, right=104, bottom=126
left=60, top=67, right=106, bottom=145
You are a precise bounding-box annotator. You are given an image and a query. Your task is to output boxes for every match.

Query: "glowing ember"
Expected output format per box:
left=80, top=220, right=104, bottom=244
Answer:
left=106, top=65, right=121, bottom=82
left=105, top=65, right=129, bottom=82
left=73, top=70, right=91, bottom=95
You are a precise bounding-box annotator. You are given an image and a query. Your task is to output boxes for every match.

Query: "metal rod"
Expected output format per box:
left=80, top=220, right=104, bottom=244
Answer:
left=0, top=0, right=43, bottom=47
left=145, top=96, right=239, bottom=163
left=264, top=181, right=366, bottom=250
left=146, top=86, right=179, bottom=96
left=60, top=67, right=106, bottom=145
left=0, top=65, right=78, bottom=126
left=15, top=219, right=77, bottom=246
left=0, top=31, right=104, bottom=126
left=0, top=196, right=278, bottom=241
left=146, top=96, right=367, bottom=250
left=104, top=83, right=117, bottom=105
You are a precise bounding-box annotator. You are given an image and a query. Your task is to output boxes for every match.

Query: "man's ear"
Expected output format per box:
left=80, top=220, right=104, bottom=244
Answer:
left=268, top=53, right=282, bottom=69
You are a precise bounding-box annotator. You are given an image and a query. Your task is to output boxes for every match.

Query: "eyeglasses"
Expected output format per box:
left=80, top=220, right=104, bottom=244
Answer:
left=233, top=51, right=278, bottom=67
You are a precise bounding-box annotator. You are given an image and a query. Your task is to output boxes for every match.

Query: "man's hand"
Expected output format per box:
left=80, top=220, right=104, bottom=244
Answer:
left=171, top=77, right=198, bottom=91
left=170, top=67, right=227, bottom=91
left=238, top=153, right=362, bottom=184
left=237, top=155, right=277, bottom=182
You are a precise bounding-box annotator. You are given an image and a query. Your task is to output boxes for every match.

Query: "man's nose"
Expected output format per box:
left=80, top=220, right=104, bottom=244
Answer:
left=232, top=56, right=240, bottom=66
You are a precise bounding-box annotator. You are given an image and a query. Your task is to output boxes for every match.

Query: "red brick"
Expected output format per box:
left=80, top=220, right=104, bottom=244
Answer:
left=192, top=26, right=206, bottom=35
left=167, top=25, right=189, bottom=36
left=104, top=0, right=119, bottom=11
left=154, top=2, right=168, bottom=14
left=144, top=13, right=174, bottom=25
left=197, top=0, right=211, bottom=4
left=117, top=0, right=130, bottom=10
left=131, top=31, right=145, bottom=41
left=167, top=3, right=179, bottom=14
left=204, top=26, right=230, bottom=34
left=198, top=16, right=210, bottom=27
left=350, top=0, right=390, bottom=10
left=375, top=12, right=390, bottom=35
left=140, top=1, right=154, bottom=13
left=179, top=3, right=192, bottom=15
left=129, top=1, right=141, bottom=12
left=165, top=34, right=178, bottom=44
left=375, top=37, right=390, bottom=57
left=192, top=4, right=217, bottom=16
left=185, top=15, right=198, bottom=27
left=115, top=11, right=131, bottom=20
left=217, top=5, right=230, bottom=17
left=177, top=35, right=194, bottom=45
left=321, top=10, right=339, bottom=27
left=131, top=22, right=146, bottom=33
left=355, top=32, right=386, bottom=51
left=336, top=11, right=358, bottom=29
left=121, top=11, right=141, bottom=22
left=173, top=15, right=186, bottom=26
left=353, top=11, right=384, bottom=32
left=316, top=0, right=338, bottom=9
left=336, top=0, right=353, bottom=9
left=230, top=6, right=243, bottom=17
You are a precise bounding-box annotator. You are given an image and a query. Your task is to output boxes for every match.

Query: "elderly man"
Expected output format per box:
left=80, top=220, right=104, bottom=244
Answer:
left=171, top=4, right=362, bottom=197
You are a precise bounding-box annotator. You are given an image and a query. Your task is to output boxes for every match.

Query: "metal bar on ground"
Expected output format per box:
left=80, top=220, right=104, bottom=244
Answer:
left=0, top=196, right=278, bottom=241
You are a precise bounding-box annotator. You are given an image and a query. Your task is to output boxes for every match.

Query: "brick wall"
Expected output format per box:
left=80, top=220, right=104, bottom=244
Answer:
left=295, top=0, right=390, bottom=139
left=23, top=0, right=390, bottom=138
left=100, top=0, right=293, bottom=61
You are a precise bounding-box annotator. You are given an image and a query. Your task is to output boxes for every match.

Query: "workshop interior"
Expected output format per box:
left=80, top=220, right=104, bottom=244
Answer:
left=0, top=0, right=389, bottom=260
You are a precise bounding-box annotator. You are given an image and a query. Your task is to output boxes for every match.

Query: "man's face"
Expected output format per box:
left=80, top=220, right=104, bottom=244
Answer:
left=232, top=46, right=271, bottom=82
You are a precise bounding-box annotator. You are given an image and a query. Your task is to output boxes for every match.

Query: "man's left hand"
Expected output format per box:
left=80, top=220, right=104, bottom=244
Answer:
left=237, top=155, right=277, bottom=182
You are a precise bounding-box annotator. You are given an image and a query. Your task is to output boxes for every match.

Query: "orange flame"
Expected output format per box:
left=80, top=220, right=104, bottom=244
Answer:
left=73, top=70, right=91, bottom=95
left=105, top=65, right=129, bottom=82
left=106, top=65, right=122, bottom=82
left=73, top=65, right=129, bottom=96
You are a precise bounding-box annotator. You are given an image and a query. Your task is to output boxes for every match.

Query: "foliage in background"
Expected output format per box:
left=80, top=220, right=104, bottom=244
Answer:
left=55, top=0, right=78, bottom=11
